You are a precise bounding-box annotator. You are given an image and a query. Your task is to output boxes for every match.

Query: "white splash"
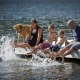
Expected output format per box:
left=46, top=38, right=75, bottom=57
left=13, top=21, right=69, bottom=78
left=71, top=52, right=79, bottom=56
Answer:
left=26, top=54, right=61, bottom=67
left=0, top=36, right=61, bottom=67
left=0, top=36, right=19, bottom=61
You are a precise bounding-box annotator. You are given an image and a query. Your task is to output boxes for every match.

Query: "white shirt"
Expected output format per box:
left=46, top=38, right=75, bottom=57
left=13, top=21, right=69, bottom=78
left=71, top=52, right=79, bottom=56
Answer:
left=72, top=29, right=77, bottom=37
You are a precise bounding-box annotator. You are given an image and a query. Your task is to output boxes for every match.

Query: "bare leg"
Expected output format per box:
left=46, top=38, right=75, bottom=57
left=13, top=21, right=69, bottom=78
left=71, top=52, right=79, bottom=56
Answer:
left=10, top=42, right=30, bottom=48
left=50, top=51, right=56, bottom=60
left=50, top=51, right=54, bottom=59
left=58, top=48, right=74, bottom=64
left=27, top=44, right=41, bottom=54
left=41, top=48, right=50, bottom=53
left=55, top=47, right=69, bottom=57
left=62, top=48, right=75, bottom=58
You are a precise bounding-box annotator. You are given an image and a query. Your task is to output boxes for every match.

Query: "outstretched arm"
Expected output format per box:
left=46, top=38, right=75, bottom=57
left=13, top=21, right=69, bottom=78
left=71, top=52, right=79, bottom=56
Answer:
left=64, top=38, right=69, bottom=46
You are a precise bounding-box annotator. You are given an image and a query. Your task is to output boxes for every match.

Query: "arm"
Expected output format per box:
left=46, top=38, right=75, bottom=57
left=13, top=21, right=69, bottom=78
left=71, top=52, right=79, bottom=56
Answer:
left=54, top=34, right=57, bottom=44
left=64, top=38, right=69, bottom=46
left=36, top=28, right=42, bottom=46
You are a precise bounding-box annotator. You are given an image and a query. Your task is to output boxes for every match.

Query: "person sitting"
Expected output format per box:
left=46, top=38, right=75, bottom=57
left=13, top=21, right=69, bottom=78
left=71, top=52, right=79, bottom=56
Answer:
left=42, top=30, right=68, bottom=59
left=49, top=30, right=69, bottom=59
left=10, top=19, right=43, bottom=49
left=27, top=24, right=57, bottom=54
left=54, top=20, right=80, bottom=61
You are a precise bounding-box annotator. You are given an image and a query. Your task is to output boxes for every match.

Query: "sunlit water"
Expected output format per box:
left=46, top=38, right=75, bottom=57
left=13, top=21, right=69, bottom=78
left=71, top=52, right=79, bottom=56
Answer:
left=0, top=0, right=80, bottom=80
left=0, top=36, right=80, bottom=80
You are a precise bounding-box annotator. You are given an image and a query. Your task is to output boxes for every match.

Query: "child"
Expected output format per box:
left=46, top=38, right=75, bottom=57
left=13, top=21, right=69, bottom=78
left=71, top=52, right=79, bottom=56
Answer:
left=49, top=30, right=69, bottom=59
left=27, top=24, right=57, bottom=54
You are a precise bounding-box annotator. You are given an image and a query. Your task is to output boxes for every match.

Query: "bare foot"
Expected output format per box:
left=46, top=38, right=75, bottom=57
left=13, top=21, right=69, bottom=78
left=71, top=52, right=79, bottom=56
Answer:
left=10, top=41, right=17, bottom=48
left=59, top=55, right=64, bottom=63
left=50, top=53, right=56, bottom=61
left=27, top=52, right=32, bottom=55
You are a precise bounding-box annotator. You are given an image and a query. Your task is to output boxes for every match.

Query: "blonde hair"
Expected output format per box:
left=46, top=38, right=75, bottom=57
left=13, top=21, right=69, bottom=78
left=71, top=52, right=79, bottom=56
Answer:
left=48, top=24, right=54, bottom=30
left=58, top=30, right=64, bottom=35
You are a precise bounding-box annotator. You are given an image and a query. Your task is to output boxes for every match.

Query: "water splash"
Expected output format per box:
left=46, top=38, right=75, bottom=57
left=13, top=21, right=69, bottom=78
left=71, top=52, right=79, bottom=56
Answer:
left=26, top=54, right=61, bottom=67
left=0, top=36, right=61, bottom=67
left=0, top=36, right=19, bottom=61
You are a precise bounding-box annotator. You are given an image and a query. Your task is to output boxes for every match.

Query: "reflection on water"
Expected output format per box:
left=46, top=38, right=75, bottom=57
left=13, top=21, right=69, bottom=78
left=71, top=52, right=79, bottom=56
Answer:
left=0, top=0, right=80, bottom=80
left=0, top=59, right=80, bottom=80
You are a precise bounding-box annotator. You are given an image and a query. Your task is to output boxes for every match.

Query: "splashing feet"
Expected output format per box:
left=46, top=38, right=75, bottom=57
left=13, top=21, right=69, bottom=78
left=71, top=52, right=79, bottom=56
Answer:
left=50, top=53, right=56, bottom=61
left=10, top=41, right=17, bottom=48
left=59, top=55, right=64, bottom=63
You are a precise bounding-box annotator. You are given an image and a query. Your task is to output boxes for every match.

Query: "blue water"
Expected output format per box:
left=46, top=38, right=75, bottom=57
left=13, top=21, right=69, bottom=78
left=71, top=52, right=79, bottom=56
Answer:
left=0, top=0, right=80, bottom=80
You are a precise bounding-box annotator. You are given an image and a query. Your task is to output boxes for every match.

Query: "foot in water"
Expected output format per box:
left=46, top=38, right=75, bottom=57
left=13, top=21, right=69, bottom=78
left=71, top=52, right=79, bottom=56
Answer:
left=10, top=41, right=17, bottom=48
left=26, top=52, right=32, bottom=55
left=59, top=55, right=64, bottom=63
left=50, top=53, right=56, bottom=61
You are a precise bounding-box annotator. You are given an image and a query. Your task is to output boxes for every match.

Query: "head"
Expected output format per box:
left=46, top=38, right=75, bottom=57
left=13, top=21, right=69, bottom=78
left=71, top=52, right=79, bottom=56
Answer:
left=30, top=19, right=38, bottom=29
left=13, top=24, right=23, bottom=33
left=67, top=20, right=77, bottom=30
left=48, top=24, right=54, bottom=33
left=58, top=30, right=64, bottom=38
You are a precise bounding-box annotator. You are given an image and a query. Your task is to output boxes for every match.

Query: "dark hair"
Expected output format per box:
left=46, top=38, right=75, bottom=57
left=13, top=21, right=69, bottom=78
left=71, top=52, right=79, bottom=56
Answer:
left=31, top=19, right=38, bottom=24
left=30, top=19, right=38, bottom=27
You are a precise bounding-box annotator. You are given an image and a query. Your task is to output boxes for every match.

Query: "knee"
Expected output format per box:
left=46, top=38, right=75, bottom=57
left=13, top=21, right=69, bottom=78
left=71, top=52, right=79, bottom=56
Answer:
left=70, top=47, right=75, bottom=51
left=63, top=47, right=69, bottom=51
left=25, top=43, right=29, bottom=46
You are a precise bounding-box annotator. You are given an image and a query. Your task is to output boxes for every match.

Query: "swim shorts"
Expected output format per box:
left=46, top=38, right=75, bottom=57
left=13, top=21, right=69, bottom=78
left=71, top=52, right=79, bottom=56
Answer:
left=50, top=44, right=61, bottom=52
left=41, top=42, right=51, bottom=50
left=66, top=41, right=80, bottom=50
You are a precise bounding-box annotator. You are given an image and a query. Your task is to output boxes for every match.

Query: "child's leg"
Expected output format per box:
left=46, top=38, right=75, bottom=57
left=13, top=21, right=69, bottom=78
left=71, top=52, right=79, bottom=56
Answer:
left=41, top=48, right=50, bottom=53
left=50, top=51, right=56, bottom=60
left=55, top=47, right=69, bottom=57
left=27, top=44, right=41, bottom=54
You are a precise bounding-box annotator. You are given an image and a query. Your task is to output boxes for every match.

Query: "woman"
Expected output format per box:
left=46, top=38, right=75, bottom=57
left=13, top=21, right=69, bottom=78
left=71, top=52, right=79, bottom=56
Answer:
left=11, top=19, right=43, bottom=48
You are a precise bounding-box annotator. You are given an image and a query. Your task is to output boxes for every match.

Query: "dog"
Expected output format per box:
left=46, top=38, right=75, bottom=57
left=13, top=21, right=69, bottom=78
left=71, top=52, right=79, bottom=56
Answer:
left=13, top=24, right=31, bottom=43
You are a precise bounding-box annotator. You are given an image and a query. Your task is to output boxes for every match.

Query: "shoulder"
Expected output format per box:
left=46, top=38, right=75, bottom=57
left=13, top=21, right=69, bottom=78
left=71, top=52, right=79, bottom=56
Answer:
left=37, top=27, right=43, bottom=33
left=77, top=26, right=80, bottom=28
left=76, top=26, right=80, bottom=34
left=76, top=26, right=80, bottom=30
left=37, top=26, right=43, bottom=29
left=37, top=26, right=43, bottom=30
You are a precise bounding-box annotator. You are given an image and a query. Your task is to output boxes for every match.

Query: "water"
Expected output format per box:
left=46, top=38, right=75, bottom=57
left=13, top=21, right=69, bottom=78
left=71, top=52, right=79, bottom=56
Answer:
left=0, top=0, right=80, bottom=80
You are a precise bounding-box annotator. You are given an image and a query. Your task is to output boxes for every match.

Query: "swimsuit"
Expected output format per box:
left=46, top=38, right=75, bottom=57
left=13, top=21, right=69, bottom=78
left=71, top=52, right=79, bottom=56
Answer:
left=50, top=44, right=61, bottom=52
left=41, top=42, right=51, bottom=50
left=28, top=26, right=43, bottom=47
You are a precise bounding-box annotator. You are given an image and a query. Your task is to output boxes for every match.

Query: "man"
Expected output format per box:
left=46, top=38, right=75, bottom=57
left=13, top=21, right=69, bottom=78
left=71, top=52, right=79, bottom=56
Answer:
left=55, top=20, right=80, bottom=60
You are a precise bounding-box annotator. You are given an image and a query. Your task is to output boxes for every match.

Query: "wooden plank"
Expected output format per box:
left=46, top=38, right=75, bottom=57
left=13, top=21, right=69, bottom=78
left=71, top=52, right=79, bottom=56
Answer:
left=14, top=47, right=32, bottom=55
left=14, top=40, right=80, bottom=59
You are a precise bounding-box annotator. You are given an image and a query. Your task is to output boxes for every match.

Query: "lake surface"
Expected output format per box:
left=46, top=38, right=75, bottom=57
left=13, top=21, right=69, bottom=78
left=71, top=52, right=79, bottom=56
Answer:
left=0, top=0, right=80, bottom=80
